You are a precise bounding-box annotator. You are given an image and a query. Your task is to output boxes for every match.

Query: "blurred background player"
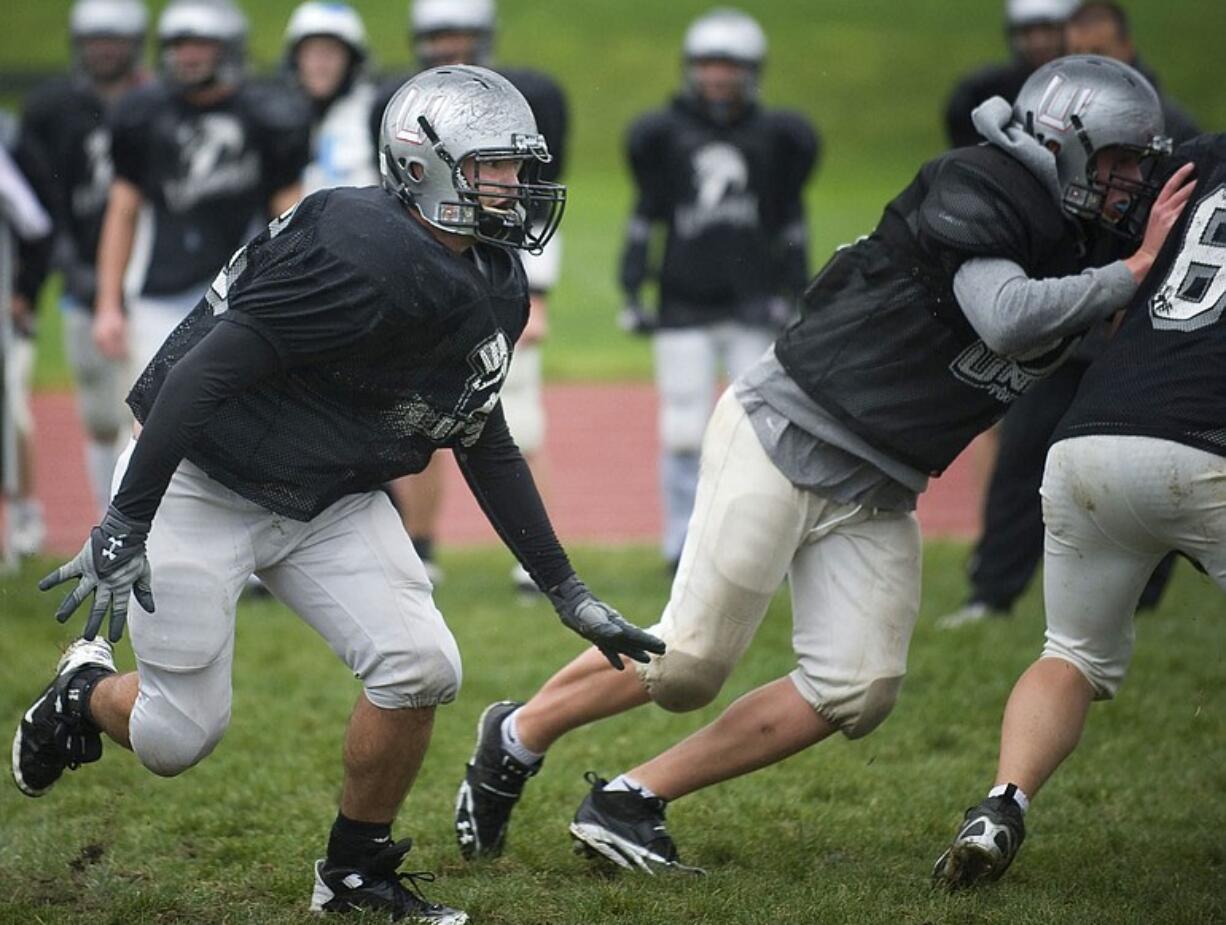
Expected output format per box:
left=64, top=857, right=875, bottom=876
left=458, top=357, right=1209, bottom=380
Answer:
left=1, top=118, right=53, bottom=566
left=944, top=0, right=1076, bottom=148
left=93, top=0, right=308, bottom=381
left=284, top=1, right=378, bottom=196
left=619, top=7, right=819, bottom=569
left=936, top=0, right=1202, bottom=628
left=372, top=0, right=570, bottom=589
left=11, top=0, right=148, bottom=529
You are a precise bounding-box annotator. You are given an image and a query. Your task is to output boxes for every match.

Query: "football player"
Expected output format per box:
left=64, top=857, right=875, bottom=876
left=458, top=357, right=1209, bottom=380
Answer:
left=938, top=0, right=1202, bottom=630
left=619, top=7, right=819, bottom=570
left=14, top=0, right=148, bottom=524
left=932, top=132, right=1221, bottom=888
left=92, top=0, right=309, bottom=379
left=10, top=67, right=662, bottom=923
left=284, top=1, right=380, bottom=196
left=945, top=0, right=1076, bottom=148
left=372, top=0, right=570, bottom=590
left=453, top=56, right=1193, bottom=872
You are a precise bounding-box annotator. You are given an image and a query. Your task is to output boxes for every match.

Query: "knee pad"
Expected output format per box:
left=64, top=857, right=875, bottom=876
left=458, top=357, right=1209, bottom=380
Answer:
left=130, top=696, right=229, bottom=777
left=638, top=650, right=730, bottom=713
left=792, top=670, right=904, bottom=740
left=363, top=635, right=463, bottom=710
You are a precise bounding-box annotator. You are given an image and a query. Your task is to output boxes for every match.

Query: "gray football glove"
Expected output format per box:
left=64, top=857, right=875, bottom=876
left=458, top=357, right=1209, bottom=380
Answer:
left=38, top=506, right=155, bottom=643
left=547, top=575, right=665, bottom=670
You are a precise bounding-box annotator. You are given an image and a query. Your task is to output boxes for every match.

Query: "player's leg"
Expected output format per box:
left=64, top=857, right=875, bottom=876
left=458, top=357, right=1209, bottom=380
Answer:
left=12, top=455, right=253, bottom=794
left=61, top=296, right=129, bottom=517
left=653, top=325, right=718, bottom=568
left=569, top=506, right=922, bottom=873
left=388, top=460, right=448, bottom=583
left=934, top=435, right=1165, bottom=889
left=718, top=320, right=774, bottom=381
left=500, top=341, right=548, bottom=593
left=4, top=332, right=43, bottom=555
left=257, top=489, right=464, bottom=920
left=457, top=389, right=806, bottom=861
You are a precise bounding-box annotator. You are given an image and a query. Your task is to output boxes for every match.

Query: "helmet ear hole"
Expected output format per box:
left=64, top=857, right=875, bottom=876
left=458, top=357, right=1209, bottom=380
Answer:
left=407, top=160, right=425, bottom=182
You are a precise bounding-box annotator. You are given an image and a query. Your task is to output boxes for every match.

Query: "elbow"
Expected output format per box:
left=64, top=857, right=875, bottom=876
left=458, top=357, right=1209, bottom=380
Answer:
left=978, top=325, right=1028, bottom=358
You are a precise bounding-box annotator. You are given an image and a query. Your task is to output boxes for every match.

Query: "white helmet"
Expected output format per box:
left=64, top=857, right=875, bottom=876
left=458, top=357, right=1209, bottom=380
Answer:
left=285, top=2, right=368, bottom=62
left=409, top=0, right=496, bottom=67
left=379, top=65, right=565, bottom=252
left=1005, top=0, right=1078, bottom=27
left=682, top=8, right=767, bottom=119
left=69, top=0, right=148, bottom=80
left=1014, top=55, right=1170, bottom=237
left=157, top=0, right=247, bottom=91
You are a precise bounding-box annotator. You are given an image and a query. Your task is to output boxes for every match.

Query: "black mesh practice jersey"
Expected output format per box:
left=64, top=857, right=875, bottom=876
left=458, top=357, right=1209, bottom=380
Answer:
left=371, top=66, right=569, bottom=185
left=775, top=143, right=1086, bottom=476
left=109, top=81, right=309, bottom=297
left=619, top=95, right=819, bottom=329
left=18, top=75, right=134, bottom=304
left=127, top=185, right=530, bottom=521
left=1057, top=133, right=1226, bottom=457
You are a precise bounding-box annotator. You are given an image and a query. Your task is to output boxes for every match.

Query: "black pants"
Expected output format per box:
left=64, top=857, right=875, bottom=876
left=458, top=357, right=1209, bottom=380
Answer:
left=968, top=360, right=1175, bottom=611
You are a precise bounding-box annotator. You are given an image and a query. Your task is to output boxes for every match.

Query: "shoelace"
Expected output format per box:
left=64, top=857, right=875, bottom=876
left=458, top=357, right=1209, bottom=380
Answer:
left=365, top=839, right=444, bottom=911
left=392, top=869, right=442, bottom=911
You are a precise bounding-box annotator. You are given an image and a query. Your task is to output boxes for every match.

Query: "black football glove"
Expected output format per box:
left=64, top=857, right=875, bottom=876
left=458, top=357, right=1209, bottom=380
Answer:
left=38, top=506, right=154, bottom=643
left=547, top=575, right=665, bottom=670
left=618, top=300, right=657, bottom=336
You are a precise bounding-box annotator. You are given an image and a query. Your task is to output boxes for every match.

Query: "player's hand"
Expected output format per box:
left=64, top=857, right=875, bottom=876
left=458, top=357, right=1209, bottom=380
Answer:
left=93, top=306, right=129, bottom=361
left=1126, top=162, right=1197, bottom=283
left=547, top=575, right=666, bottom=670
left=38, top=506, right=155, bottom=643
left=619, top=301, right=656, bottom=336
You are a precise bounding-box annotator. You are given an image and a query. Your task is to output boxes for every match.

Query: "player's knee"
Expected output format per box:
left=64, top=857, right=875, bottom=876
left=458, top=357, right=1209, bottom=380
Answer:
left=1040, top=646, right=1121, bottom=700
left=363, top=632, right=463, bottom=710
left=640, top=651, right=729, bottom=713
left=131, top=702, right=230, bottom=777
left=793, top=670, right=904, bottom=740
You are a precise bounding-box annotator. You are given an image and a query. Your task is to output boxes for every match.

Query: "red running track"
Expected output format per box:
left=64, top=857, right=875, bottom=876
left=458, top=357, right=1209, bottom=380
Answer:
left=24, top=385, right=988, bottom=556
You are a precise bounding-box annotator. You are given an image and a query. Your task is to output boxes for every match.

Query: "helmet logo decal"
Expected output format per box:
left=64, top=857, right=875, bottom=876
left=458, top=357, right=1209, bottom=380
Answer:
left=392, top=85, right=447, bottom=146
left=1034, top=74, right=1096, bottom=135
left=676, top=142, right=757, bottom=237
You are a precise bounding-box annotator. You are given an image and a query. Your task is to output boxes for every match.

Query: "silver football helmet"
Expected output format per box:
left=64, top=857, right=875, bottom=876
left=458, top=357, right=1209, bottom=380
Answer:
left=409, top=0, right=496, bottom=68
left=682, top=8, right=767, bottom=116
left=1014, top=55, right=1170, bottom=236
left=379, top=65, right=565, bottom=253
left=157, top=0, right=247, bottom=91
left=285, top=1, right=368, bottom=63
left=70, top=0, right=148, bottom=81
left=1005, top=0, right=1077, bottom=28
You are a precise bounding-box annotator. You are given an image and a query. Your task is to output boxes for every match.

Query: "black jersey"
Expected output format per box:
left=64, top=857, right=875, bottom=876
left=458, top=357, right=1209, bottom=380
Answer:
left=17, top=76, right=130, bottom=304
left=127, top=186, right=529, bottom=521
left=1057, top=133, right=1226, bottom=457
left=620, top=95, right=819, bottom=328
left=944, top=59, right=1033, bottom=149
left=774, top=143, right=1085, bottom=476
left=109, top=81, right=309, bottom=297
left=371, top=66, right=569, bottom=184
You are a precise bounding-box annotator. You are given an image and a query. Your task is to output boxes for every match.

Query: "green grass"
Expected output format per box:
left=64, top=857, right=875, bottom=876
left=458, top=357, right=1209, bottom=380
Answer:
left=9, top=1, right=1226, bottom=385
left=1, top=543, right=1224, bottom=923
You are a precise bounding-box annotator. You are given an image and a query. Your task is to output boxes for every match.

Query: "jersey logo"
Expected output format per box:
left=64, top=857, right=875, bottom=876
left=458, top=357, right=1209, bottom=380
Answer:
left=164, top=113, right=260, bottom=211
left=949, top=337, right=1078, bottom=403
left=465, top=330, right=511, bottom=393
left=72, top=127, right=113, bottom=218
left=1149, top=184, right=1226, bottom=332
left=676, top=142, right=759, bottom=237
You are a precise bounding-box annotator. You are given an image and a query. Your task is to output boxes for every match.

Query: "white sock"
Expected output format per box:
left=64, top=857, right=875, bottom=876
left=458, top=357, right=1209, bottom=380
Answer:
left=603, top=774, right=656, bottom=799
left=499, top=710, right=543, bottom=766
left=86, top=438, right=122, bottom=516
left=989, top=783, right=1030, bottom=814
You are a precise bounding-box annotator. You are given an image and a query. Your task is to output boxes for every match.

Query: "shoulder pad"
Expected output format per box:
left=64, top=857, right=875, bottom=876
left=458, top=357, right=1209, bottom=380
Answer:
left=919, top=148, right=1064, bottom=265
left=109, top=83, right=167, bottom=131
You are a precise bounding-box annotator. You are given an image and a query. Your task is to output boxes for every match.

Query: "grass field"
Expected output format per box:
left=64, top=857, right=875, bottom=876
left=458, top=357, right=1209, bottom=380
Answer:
left=1, top=544, right=1224, bottom=924
left=9, top=1, right=1226, bottom=387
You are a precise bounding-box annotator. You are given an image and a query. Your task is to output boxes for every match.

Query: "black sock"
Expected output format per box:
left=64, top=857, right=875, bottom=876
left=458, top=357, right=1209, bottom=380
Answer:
left=410, top=535, right=435, bottom=562
left=68, top=667, right=114, bottom=731
left=327, top=813, right=392, bottom=868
